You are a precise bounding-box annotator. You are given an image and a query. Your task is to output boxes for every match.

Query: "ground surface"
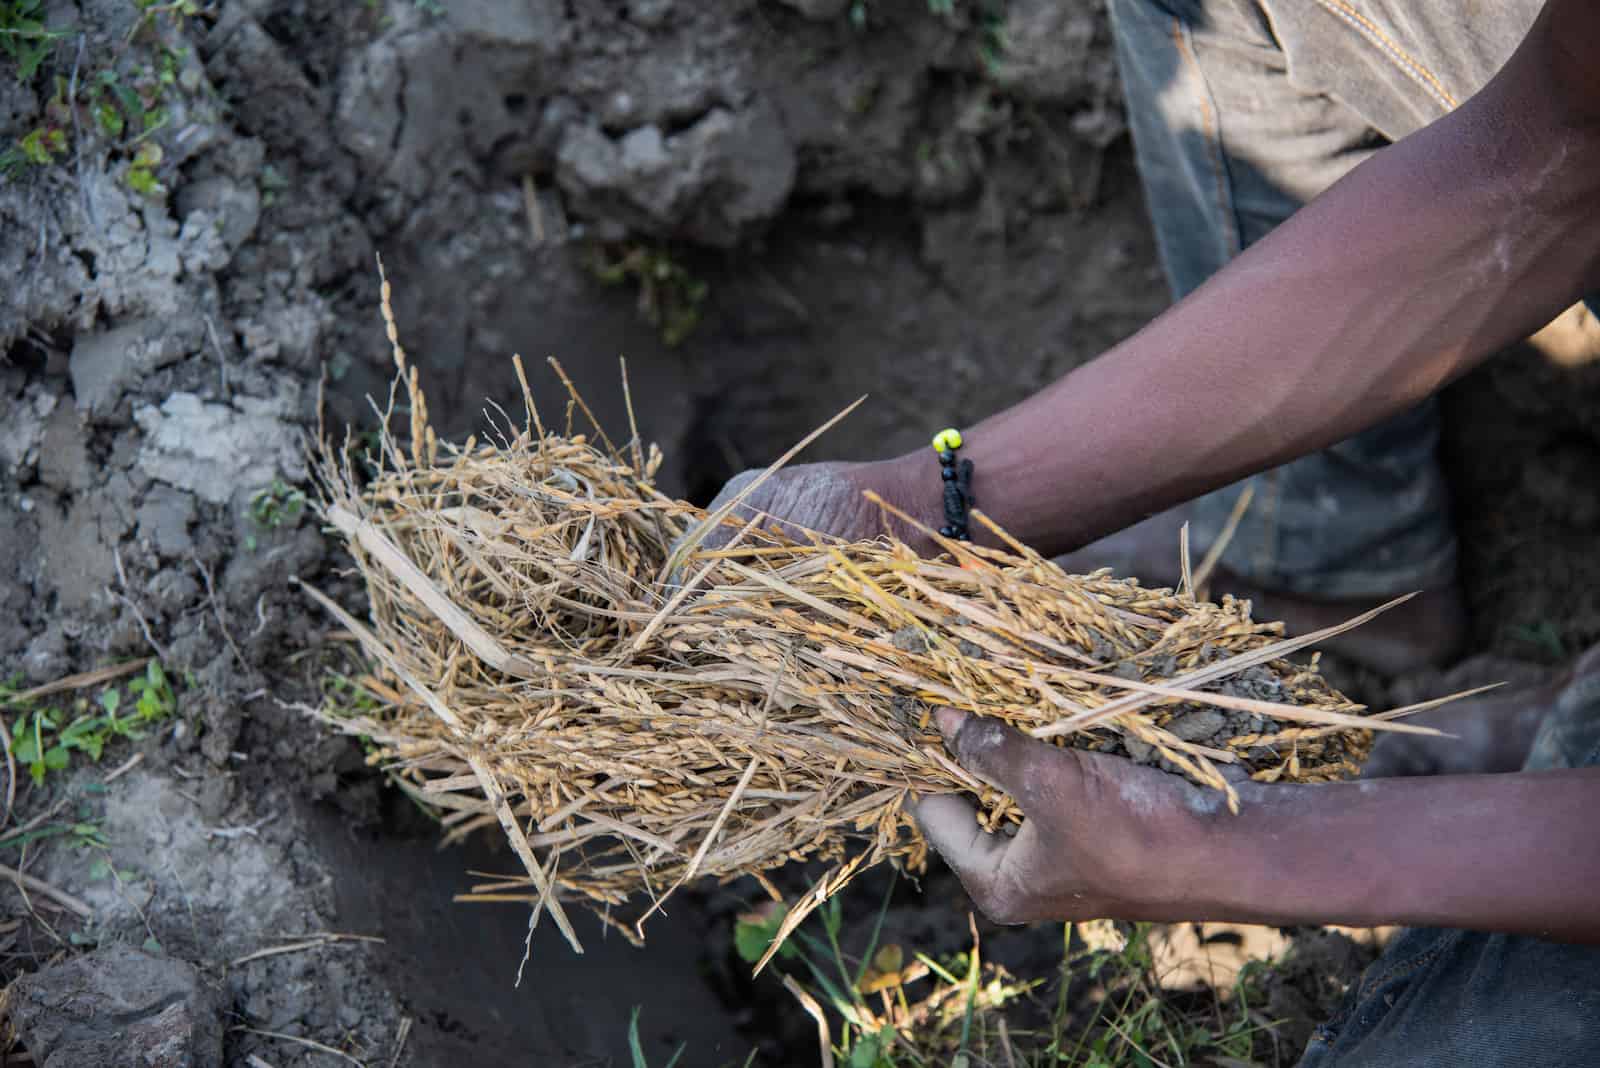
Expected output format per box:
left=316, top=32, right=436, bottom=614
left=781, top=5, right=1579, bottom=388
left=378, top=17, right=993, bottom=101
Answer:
left=1, top=1, right=1598, bottom=1066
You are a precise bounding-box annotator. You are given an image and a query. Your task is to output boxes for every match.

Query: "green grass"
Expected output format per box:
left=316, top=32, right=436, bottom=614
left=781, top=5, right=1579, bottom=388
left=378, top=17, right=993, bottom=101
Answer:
left=720, top=887, right=1287, bottom=1067
left=587, top=242, right=709, bottom=348
left=3, top=660, right=180, bottom=786
left=0, top=0, right=68, bottom=83
left=1, top=1, right=199, bottom=191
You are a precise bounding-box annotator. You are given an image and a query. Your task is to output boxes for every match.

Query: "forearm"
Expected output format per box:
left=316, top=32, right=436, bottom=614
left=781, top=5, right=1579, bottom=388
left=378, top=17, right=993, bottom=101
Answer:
left=1186, top=769, right=1600, bottom=942
left=877, top=4, right=1600, bottom=557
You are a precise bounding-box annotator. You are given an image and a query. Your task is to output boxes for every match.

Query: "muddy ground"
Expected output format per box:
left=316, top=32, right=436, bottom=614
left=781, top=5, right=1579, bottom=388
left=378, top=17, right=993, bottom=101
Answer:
left=1, top=0, right=1597, bottom=1065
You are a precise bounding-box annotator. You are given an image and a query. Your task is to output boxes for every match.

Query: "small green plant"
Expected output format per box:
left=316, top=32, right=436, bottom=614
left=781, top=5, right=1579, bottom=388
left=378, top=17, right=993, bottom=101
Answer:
left=5, top=661, right=179, bottom=786
left=0, top=0, right=69, bottom=83
left=1, top=10, right=194, bottom=190
left=245, top=478, right=308, bottom=548
left=626, top=1007, right=687, bottom=1068
left=588, top=243, right=710, bottom=348
left=733, top=876, right=1035, bottom=1067
left=1043, top=921, right=1282, bottom=1067
left=259, top=162, right=290, bottom=207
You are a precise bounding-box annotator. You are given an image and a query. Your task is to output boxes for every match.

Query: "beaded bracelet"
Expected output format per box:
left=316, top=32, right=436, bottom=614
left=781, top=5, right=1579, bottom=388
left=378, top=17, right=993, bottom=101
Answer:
left=931, top=427, right=974, bottom=541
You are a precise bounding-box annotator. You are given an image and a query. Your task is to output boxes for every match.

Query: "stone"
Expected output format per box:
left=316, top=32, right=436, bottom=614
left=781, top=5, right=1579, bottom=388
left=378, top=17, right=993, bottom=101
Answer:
left=21, top=626, right=69, bottom=684
left=175, top=175, right=262, bottom=252
left=1, top=944, right=224, bottom=1068
left=890, top=625, right=927, bottom=653
left=1166, top=709, right=1227, bottom=743
left=1124, top=736, right=1155, bottom=764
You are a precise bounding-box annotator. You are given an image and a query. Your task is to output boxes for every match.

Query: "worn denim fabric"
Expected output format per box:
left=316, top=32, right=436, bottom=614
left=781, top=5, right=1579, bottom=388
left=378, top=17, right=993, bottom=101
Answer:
left=1107, top=0, right=1552, bottom=598
left=1297, top=667, right=1600, bottom=1068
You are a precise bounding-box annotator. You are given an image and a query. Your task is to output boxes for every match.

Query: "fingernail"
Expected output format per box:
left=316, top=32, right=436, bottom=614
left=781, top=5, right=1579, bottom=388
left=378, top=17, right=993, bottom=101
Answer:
left=934, top=706, right=966, bottom=741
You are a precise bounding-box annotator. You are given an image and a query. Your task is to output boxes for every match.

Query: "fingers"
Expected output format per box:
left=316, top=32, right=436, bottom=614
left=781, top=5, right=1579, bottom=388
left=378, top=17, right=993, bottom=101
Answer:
left=912, top=794, right=1009, bottom=876
left=934, top=707, right=1063, bottom=806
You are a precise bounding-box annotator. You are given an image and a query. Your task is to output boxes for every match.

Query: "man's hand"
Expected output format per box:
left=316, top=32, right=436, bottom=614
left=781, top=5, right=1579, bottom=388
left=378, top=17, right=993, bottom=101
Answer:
left=697, top=458, right=934, bottom=554
left=917, top=697, right=1600, bottom=943
left=912, top=708, right=1216, bottom=925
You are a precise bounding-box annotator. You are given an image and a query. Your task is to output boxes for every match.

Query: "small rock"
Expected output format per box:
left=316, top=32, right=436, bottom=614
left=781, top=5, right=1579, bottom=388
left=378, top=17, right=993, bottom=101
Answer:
left=956, top=639, right=987, bottom=660
left=21, top=627, right=70, bottom=684
left=1166, top=709, right=1227, bottom=743
left=2, top=944, right=224, bottom=1068
left=1124, top=736, right=1154, bottom=763
left=890, top=625, right=928, bottom=653
left=0, top=385, right=57, bottom=473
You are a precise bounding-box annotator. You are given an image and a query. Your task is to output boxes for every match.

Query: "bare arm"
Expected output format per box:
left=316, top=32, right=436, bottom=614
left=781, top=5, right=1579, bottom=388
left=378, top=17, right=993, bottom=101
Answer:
left=859, top=0, right=1600, bottom=557
left=917, top=708, right=1600, bottom=943
left=1200, top=770, right=1600, bottom=940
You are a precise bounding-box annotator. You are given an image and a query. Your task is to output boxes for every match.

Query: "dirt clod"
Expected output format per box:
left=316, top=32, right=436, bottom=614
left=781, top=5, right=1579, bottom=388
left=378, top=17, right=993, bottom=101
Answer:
left=2, top=944, right=223, bottom=1068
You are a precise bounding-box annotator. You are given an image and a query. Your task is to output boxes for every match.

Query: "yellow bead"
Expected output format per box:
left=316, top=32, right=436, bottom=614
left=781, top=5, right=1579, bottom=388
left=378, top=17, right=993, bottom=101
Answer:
left=931, top=427, right=963, bottom=452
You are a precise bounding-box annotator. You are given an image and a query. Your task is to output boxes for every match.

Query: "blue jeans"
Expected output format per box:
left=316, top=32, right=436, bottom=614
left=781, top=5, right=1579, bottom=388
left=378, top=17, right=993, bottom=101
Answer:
left=1108, top=2, right=1600, bottom=1061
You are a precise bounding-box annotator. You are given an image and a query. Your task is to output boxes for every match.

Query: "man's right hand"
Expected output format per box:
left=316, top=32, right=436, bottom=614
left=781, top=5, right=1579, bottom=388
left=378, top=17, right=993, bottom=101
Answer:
left=696, top=458, right=934, bottom=555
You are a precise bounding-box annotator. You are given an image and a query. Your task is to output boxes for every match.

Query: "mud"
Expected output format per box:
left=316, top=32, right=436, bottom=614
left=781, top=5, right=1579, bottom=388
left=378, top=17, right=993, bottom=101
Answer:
left=2, top=0, right=1598, bottom=1065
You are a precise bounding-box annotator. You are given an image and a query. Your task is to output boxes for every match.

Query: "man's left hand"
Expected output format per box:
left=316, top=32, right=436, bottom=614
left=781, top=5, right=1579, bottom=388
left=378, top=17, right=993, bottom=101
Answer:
left=912, top=707, right=1223, bottom=925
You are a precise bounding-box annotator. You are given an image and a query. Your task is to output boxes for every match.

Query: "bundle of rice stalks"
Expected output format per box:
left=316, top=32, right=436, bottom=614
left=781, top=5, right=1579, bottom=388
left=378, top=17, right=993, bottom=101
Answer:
left=306, top=280, right=1443, bottom=955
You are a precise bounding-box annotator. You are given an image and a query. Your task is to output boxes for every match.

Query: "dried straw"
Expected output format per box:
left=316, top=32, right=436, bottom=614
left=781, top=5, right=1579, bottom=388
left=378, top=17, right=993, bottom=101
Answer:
left=307, top=280, right=1439, bottom=951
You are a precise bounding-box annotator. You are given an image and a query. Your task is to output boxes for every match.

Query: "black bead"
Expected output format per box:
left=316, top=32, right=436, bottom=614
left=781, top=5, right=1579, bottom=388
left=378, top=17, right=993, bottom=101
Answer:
left=940, top=466, right=957, bottom=481
left=939, top=525, right=956, bottom=537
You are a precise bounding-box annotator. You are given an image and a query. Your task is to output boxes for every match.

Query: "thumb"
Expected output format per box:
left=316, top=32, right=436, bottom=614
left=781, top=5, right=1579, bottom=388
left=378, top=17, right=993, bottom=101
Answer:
left=934, top=707, right=1055, bottom=806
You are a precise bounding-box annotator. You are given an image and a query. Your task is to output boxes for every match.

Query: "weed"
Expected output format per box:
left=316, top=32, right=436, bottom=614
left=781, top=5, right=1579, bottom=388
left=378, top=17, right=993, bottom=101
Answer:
left=1043, top=921, right=1283, bottom=1067
left=3, top=660, right=180, bottom=786
left=1, top=3, right=197, bottom=192
left=1511, top=619, right=1567, bottom=661
left=733, top=876, right=1037, bottom=1066
left=0, top=0, right=68, bottom=83
left=259, top=162, right=290, bottom=207
left=626, top=1007, right=687, bottom=1068
left=725, top=890, right=1288, bottom=1066
left=587, top=243, right=710, bottom=347
left=245, top=478, right=308, bottom=548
